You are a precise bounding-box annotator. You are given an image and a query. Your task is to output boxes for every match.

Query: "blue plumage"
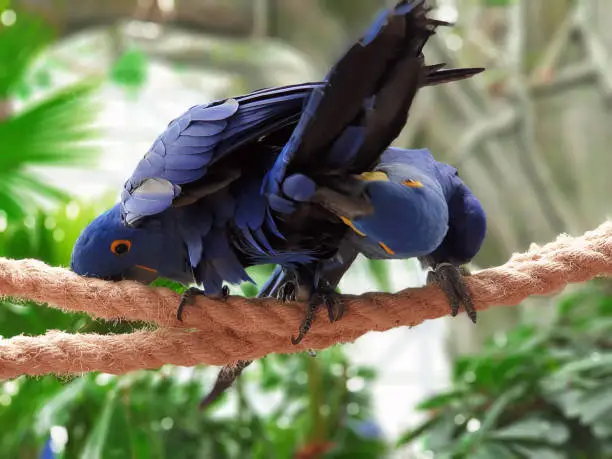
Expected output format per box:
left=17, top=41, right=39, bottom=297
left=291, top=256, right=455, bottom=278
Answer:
left=345, top=147, right=486, bottom=263
left=120, top=84, right=320, bottom=227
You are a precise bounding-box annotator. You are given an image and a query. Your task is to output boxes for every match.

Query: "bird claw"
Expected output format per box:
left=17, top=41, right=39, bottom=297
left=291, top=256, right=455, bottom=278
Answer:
left=276, top=280, right=297, bottom=302
left=291, top=281, right=343, bottom=345
left=427, top=263, right=477, bottom=323
left=176, top=285, right=230, bottom=321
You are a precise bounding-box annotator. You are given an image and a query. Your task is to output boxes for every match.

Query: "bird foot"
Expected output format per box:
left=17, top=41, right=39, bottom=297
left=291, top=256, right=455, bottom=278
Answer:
left=199, top=359, right=253, bottom=410
left=276, top=280, right=297, bottom=302
left=426, top=263, right=477, bottom=323
left=291, top=281, right=343, bottom=345
left=176, top=285, right=230, bottom=321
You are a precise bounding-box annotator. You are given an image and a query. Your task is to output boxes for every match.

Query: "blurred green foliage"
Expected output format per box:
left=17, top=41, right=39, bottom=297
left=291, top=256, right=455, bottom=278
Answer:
left=0, top=8, right=101, bottom=223
left=0, top=9, right=52, bottom=99
left=109, top=47, right=149, bottom=92
left=482, top=0, right=514, bottom=6
left=399, top=281, right=612, bottom=458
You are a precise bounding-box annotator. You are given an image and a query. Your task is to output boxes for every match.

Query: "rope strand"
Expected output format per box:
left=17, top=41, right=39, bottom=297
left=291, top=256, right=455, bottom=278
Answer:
left=0, top=221, right=611, bottom=379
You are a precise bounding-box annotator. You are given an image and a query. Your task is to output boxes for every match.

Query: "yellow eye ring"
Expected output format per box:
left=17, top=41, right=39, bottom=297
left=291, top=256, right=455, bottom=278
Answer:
left=111, top=239, right=132, bottom=255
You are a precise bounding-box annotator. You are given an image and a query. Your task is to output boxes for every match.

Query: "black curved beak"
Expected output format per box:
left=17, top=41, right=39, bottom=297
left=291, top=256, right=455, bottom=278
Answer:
left=103, top=266, right=159, bottom=285
left=123, top=265, right=159, bottom=284
left=102, top=274, right=123, bottom=282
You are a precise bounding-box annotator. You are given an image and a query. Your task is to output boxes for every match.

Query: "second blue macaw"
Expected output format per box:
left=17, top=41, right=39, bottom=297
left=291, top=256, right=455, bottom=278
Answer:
left=262, top=146, right=486, bottom=328
left=200, top=146, right=486, bottom=409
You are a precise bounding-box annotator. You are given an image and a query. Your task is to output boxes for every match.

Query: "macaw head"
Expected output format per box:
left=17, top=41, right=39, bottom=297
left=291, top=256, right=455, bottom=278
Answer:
left=70, top=204, right=193, bottom=285
left=431, top=163, right=487, bottom=265
left=340, top=166, right=450, bottom=259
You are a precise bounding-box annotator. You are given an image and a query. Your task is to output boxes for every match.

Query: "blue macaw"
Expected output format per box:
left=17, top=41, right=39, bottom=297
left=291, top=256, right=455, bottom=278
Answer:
left=199, top=146, right=486, bottom=409
left=70, top=0, right=482, bottom=322
left=264, top=147, right=487, bottom=324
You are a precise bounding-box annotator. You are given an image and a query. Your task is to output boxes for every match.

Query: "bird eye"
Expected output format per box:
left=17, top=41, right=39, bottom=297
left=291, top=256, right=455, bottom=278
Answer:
left=111, top=239, right=132, bottom=255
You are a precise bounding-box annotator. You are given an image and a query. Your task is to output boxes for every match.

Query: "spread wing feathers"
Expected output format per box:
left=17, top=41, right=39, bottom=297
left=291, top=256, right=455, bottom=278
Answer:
left=262, top=0, right=463, bottom=209
left=119, top=83, right=321, bottom=227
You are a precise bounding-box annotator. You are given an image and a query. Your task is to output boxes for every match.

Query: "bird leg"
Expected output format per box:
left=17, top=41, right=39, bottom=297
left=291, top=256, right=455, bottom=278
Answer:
left=426, top=262, right=477, bottom=323
left=291, top=278, right=343, bottom=345
left=270, top=265, right=343, bottom=345
left=176, top=285, right=230, bottom=321
left=199, top=273, right=283, bottom=410
left=276, top=278, right=297, bottom=302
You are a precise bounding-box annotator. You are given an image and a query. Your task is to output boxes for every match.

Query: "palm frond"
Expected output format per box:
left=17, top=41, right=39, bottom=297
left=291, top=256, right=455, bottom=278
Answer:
left=0, top=80, right=102, bottom=220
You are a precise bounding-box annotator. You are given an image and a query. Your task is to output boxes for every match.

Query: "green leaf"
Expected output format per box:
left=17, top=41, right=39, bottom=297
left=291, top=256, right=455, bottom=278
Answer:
left=574, top=385, right=612, bottom=425
left=240, top=282, right=259, bottom=298
left=365, top=259, right=391, bottom=292
left=488, top=417, right=569, bottom=445
left=35, top=376, right=90, bottom=436
left=455, top=384, right=527, bottom=452
left=110, top=48, right=148, bottom=90
left=478, top=384, right=528, bottom=434
left=592, top=422, right=612, bottom=439
left=471, top=442, right=517, bottom=459
left=396, top=415, right=441, bottom=447
left=416, top=390, right=465, bottom=410
left=151, top=278, right=186, bottom=294
left=482, top=0, right=514, bottom=6
left=0, top=9, right=53, bottom=97
left=554, top=353, right=612, bottom=377
left=79, top=387, right=118, bottom=459
left=511, top=444, right=567, bottom=459
left=101, top=389, right=149, bottom=459
left=421, top=414, right=460, bottom=452
left=0, top=79, right=101, bottom=220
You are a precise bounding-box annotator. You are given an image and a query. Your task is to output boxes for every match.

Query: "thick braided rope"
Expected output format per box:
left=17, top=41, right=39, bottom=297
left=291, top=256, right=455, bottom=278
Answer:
left=0, top=221, right=611, bottom=379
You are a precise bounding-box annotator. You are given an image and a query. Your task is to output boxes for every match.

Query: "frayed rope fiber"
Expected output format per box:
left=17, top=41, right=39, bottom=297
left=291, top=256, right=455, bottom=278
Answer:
left=1, top=221, right=612, bottom=379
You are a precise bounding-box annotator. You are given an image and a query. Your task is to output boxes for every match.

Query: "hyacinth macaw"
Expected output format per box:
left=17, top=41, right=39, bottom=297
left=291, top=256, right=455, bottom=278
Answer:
left=199, top=146, right=486, bottom=409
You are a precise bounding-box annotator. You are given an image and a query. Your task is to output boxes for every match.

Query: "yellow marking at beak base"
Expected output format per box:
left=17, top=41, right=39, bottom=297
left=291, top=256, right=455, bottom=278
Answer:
left=136, top=264, right=158, bottom=273
left=358, top=171, right=389, bottom=182
left=378, top=242, right=395, bottom=255
left=340, top=216, right=366, bottom=237
left=403, top=179, right=423, bottom=188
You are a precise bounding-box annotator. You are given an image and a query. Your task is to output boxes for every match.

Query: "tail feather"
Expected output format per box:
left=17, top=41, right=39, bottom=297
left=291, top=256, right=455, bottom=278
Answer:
left=423, top=66, right=484, bottom=86
left=288, top=0, right=437, bottom=171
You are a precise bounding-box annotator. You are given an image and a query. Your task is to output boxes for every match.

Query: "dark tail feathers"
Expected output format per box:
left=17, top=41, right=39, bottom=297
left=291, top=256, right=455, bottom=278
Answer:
left=423, top=64, right=484, bottom=87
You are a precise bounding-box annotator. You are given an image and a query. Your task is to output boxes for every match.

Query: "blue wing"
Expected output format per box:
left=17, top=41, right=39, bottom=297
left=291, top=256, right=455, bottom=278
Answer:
left=119, top=82, right=322, bottom=226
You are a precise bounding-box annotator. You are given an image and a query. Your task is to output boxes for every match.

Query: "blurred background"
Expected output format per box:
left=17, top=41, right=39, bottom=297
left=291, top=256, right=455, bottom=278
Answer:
left=1, top=0, right=612, bottom=457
